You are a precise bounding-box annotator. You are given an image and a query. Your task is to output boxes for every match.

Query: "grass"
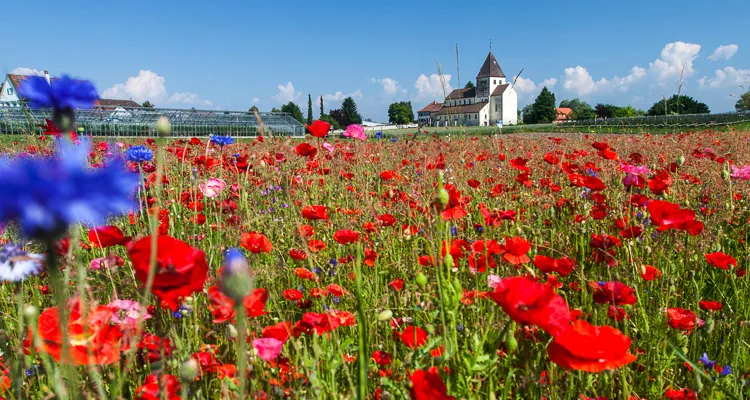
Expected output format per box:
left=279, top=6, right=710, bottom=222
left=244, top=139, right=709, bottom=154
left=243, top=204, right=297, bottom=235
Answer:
left=0, top=129, right=749, bottom=399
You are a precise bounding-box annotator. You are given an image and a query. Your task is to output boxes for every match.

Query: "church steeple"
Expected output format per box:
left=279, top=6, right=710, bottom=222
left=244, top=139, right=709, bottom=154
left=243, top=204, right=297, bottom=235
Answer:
left=476, top=52, right=506, bottom=79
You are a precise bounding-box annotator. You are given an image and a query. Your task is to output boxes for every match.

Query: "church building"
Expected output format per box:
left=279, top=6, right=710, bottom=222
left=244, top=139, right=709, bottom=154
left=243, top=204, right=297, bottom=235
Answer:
left=420, top=51, right=518, bottom=126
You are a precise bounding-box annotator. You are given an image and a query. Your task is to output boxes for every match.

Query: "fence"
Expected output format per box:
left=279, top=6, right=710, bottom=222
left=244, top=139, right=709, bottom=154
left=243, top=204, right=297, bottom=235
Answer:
left=0, top=106, right=306, bottom=138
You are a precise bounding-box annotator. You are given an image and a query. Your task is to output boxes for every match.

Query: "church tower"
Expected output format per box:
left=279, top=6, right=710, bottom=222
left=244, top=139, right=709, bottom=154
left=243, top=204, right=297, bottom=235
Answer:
left=475, top=51, right=506, bottom=101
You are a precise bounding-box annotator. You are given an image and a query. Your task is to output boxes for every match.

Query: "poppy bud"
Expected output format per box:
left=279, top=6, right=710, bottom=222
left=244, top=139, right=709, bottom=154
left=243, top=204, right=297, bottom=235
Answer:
left=415, top=273, right=428, bottom=289
left=704, top=318, right=715, bottom=333
left=219, top=248, right=253, bottom=305
left=24, top=305, right=38, bottom=320
left=226, top=323, right=238, bottom=339
left=437, top=188, right=449, bottom=208
left=452, top=277, right=462, bottom=296
left=444, top=254, right=454, bottom=269
left=722, top=168, right=730, bottom=181
left=377, top=309, right=393, bottom=322
left=156, top=116, right=171, bottom=137
left=179, top=358, right=200, bottom=382
left=505, top=333, right=518, bottom=352
left=380, top=391, right=392, bottom=400
left=677, top=155, right=685, bottom=166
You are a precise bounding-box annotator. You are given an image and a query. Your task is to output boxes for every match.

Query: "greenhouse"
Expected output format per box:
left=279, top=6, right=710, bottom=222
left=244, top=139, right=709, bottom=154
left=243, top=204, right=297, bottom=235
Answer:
left=0, top=106, right=306, bottom=137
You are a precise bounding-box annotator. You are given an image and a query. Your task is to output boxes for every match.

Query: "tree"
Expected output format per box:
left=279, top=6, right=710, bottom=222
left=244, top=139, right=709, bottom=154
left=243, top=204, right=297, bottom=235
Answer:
left=341, top=97, right=362, bottom=126
left=464, top=81, right=475, bottom=89
left=280, top=101, right=305, bottom=124
left=521, top=104, right=534, bottom=124
left=612, top=105, right=643, bottom=118
left=595, top=104, right=618, bottom=119
left=735, top=91, right=750, bottom=112
left=646, top=95, right=710, bottom=116
left=524, top=87, right=556, bottom=124
left=319, top=96, right=324, bottom=118
left=330, top=109, right=347, bottom=128
left=142, top=100, right=154, bottom=108
left=387, top=101, right=415, bottom=125
left=248, top=105, right=259, bottom=113
left=271, top=107, right=281, bottom=113
left=320, top=114, right=341, bottom=130
left=559, top=98, right=595, bottom=120
left=307, top=94, right=314, bottom=125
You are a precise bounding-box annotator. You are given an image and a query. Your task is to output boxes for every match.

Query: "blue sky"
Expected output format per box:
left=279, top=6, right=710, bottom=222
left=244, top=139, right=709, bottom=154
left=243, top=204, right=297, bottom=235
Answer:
left=4, top=0, right=749, bottom=121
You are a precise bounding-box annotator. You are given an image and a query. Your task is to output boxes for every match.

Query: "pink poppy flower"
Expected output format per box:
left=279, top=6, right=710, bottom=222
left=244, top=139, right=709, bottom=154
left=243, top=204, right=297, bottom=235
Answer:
left=199, top=178, right=227, bottom=198
left=108, top=299, right=151, bottom=330
left=253, top=338, right=283, bottom=362
left=344, top=124, right=367, bottom=140
left=323, top=142, right=335, bottom=154
left=487, top=274, right=502, bottom=289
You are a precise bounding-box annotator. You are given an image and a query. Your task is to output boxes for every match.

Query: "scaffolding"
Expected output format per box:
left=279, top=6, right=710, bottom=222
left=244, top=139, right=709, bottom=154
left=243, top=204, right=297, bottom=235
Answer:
left=0, top=106, right=306, bottom=137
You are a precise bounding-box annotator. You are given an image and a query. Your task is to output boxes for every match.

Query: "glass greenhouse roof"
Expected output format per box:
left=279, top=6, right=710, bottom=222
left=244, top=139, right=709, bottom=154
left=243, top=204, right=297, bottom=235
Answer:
left=0, top=106, right=306, bottom=137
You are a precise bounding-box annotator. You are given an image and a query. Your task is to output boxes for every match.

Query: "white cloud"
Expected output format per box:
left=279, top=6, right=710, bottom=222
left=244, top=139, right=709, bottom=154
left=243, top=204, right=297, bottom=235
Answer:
left=415, top=73, right=453, bottom=99
left=10, top=67, right=44, bottom=76
left=369, top=77, right=405, bottom=96
left=708, top=44, right=739, bottom=61
left=649, top=41, right=701, bottom=82
left=102, top=70, right=167, bottom=103
left=697, top=67, right=750, bottom=88
left=321, top=90, right=364, bottom=104
left=251, top=97, right=260, bottom=104
left=563, top=66, right=598, bottom=96
left=271, top=81, right=302, bottom=104
left=541, top=78, right=558, bottom=87
left=168, top=92, right=213, bottom=107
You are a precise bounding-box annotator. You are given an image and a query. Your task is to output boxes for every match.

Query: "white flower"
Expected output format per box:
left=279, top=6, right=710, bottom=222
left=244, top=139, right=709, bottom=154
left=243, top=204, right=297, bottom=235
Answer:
left=0, top=244, right=44, bottom=282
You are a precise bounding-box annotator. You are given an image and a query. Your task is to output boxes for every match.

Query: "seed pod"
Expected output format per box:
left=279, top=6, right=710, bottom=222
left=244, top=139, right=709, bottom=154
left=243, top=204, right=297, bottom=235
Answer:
left=179, top=358, right=200, bottom=382
left=415, top=273, right=428, bottom=289
left=444, top=254, right=455, bottom=269
left=377, top=309, right=393, bottom=322
left=677, top=155, right=685, bottom=166
left=156, top=116, right=171, bottom=137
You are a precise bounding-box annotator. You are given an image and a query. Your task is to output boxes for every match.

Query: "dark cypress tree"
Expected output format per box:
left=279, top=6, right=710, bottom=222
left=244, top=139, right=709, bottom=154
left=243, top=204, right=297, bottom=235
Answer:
left=307, top=94, right=314, bottom=125
left=319, top=96, right=324, bottom=118
left=341, top=97, right=362, bottom=126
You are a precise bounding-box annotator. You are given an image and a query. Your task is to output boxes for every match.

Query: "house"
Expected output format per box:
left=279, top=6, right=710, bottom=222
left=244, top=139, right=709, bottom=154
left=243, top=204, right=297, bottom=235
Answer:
left=0, top=72, right=140, bottom=109
left=417, top=101, right=444, bottom=125
left=431, top=52, right=518, bottom=126
left=555, top=107, right=573, bottom=123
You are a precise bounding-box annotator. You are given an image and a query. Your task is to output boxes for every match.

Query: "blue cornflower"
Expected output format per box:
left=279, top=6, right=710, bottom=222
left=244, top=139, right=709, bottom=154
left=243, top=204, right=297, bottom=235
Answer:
left=451, top=226, right=458, bottom=236
left=313, top=267, right=322, bottom=275
left=720, top=365, right=732, bottom=377
left=391, top=137, right=398, bottom=143
left=329, top=259, right=338, bottom=267
left=0, top=140, right=139, bottom=240
left=699, top=353, right=715, bottom=369
left=456, top=324, right=465, bottom=332
left=375, top=131, right=383, bottom=139
left=18, top=75, right=98, bottom=111
left=0, top=243, right=43, bottom=282
left=333, top=297, right=340, bottom=304
left=210, top=134, right=234, bottom=147
left=126, top=145, right=153, bottom=163
left=474, top=225, right=484, bottom=233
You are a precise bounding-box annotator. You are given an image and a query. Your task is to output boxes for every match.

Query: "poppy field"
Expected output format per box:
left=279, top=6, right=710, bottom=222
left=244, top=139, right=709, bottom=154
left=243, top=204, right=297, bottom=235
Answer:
left=2, top=99, right=750, bottom=399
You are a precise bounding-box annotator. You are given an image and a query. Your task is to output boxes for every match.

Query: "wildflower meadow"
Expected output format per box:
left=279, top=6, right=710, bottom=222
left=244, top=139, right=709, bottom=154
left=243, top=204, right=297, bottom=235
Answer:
left=0, top=75, right=750, bottom=400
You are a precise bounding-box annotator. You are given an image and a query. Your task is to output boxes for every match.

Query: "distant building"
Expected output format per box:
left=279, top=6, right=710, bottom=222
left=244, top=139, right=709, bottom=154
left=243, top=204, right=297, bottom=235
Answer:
left=424, top=51, right=518, bottom=126
left=417, top=101, right=444, bottom=125
left=555, top=107, right=573, bottom=123
left=0, top=72, right=141, bottom=109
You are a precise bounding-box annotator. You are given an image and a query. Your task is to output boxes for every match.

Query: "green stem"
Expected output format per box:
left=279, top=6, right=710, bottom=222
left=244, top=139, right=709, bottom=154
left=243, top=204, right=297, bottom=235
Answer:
left=237, top=305, right=248, bottom=399
left=354, top=244, right=368, bottom=400
left=45, top=241, right=73, bottom=399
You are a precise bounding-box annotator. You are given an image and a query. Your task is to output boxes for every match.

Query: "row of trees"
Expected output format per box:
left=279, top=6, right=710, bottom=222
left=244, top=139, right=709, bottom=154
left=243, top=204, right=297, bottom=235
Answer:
left=521, top=86, right=716, bottom=124
left=257, top=96, right=363, bottom=130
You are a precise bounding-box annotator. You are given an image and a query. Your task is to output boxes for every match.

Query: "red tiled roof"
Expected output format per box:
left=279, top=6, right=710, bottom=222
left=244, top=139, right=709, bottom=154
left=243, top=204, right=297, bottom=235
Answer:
left=491, top=84, right=509, bottom=96
left=94, top=99, right=142, bottom=108
left=418, top=101, right=444, bottom=113
left=445, top=87, right=476, bottom=100
left=556, top=107, right=573, bottom=115
left=435, top=101, right=488, bottom=115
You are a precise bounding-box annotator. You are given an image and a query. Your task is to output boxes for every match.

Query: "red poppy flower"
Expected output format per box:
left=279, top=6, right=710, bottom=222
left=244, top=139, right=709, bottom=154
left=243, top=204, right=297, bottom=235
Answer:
left=502, top=236, right=531, bottom=265
left=289, top=248, right=307, bottom=261
left=466, top=179, right=481, bottom=188
left=441, top=205, right=468, bottom=220
left=666, top=308, right=702, bottom=332
left=88, top=225, right=131, bottom=248
left=306, top=120, right=331, bottom=138
left=705, top=252, right=737, bottom=270
left=509, top=157, right=529, bottom=172
left=263, top=321, right=294, bottom=344
left=376, top=214, right=397, bottom=226
left=295, top=142, right=318, bottom=158
left=388, top=279, right=405, bottom=291
left=283, top=289, right=304, bottom=301
left=372, top=350, right=392, bottom=366
left=326, top=284, right=348, bottom=297
left=207, top=286, right=268, bottom=323
left=592, top=281, right=637, bottom=306
left=665, top=388, right=698, bottom=400
left=32, top=299, right=123, bottom=365
left=137, top=333, right=173, bottom=363
left=399, top=326, right=429, bottom=349
left=639, top=265, right=662, bottom=281
left=298, top=224, right=316, bottom=237
left=619, top=225, right=643, bottom=239
left=487, top=276, right=571, bottom=336
left=293, top=268, right=317, bottom=281
left=699, top=300, right=723, bottom=311
left=333, top=229, right=360, bottom=245
left=302, top=205, right=329, bottom=220
left=533, top=255, right=576, bottom=277
left=135, top=374, right=181, bottom=400
left=239, top=232, right=273, bottom=254
left=547, top=319, right=637, bottom=372
left=308, top=239, right=326, bottom=252
left=294, top=312, right=341, bottom=336
left=379, top=170, right=397, bottom=181
left=543, top=153, right=560, bottom=165
left=127, top=235, right=208, bottom=311
left=647, top=200, right=704, bottom=235
left=410, top=369, right=455, bottom=400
